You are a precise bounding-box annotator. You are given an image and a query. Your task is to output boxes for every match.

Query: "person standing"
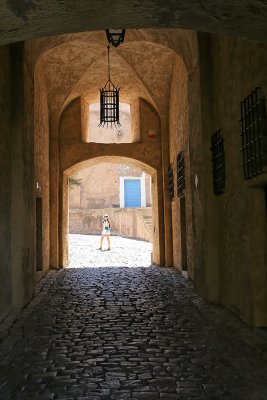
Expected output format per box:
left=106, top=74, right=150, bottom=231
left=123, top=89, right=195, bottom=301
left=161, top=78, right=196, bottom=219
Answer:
left=99, top=214, right=111, bottom=251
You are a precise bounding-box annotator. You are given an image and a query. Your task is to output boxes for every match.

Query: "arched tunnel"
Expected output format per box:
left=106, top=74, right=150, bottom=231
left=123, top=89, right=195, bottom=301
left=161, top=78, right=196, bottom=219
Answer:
left=0, top=2, right=267, bottom=398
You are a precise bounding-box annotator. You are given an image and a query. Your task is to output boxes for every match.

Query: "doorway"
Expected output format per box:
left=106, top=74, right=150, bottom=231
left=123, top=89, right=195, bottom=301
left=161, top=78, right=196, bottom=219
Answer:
left=67, top=162, right=153, bottom=267
left=61, top=156, right=162, bottom=267
left=124, top=179, right=141, bottom=208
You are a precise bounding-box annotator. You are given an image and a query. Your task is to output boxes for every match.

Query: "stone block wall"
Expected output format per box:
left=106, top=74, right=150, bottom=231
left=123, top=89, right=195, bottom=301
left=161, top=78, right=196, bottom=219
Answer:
left=69, top=207, right=152, bottom=242
left=197, top=33, right=267, bottom=326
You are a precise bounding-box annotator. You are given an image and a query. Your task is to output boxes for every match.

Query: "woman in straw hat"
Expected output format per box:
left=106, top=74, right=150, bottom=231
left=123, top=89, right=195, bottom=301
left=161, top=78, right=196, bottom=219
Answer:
left=99, top=214, right=111, bottom=251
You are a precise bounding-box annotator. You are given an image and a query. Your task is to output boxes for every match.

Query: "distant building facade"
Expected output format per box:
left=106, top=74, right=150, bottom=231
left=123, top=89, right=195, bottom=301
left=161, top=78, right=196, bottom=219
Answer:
left=69, top=163, right=152, bottom=210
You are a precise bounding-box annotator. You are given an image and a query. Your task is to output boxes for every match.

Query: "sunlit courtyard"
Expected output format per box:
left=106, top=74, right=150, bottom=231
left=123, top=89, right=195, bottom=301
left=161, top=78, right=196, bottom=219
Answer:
left=68, top=234, right=153, bottom=268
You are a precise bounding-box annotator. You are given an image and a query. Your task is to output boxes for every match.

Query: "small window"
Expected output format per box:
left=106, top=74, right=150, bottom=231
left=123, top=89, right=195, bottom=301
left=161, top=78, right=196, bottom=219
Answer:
left=168, top=165, right=174, bottom=201
left=88, top=102, right=131, bottom=143
left=240, top=87, right=267, bottom=179
left=177, top=152, right=185, bottom=197
left=211, top=129, right=225, bottom=195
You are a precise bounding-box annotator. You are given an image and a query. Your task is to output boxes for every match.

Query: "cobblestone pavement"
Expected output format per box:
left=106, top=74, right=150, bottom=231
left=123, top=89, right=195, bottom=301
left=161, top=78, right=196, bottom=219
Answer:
left=0, top=236, right=267, bottom=399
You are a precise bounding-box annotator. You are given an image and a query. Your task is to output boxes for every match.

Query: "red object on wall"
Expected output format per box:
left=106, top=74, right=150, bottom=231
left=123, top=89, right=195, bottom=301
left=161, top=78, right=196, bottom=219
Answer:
left=147, top=130, right=156, bottom=138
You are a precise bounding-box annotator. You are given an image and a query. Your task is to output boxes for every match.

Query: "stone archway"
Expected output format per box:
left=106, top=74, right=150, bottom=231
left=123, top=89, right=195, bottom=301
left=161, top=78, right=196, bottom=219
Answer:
left=30, top=29, right=201, bottom=274
left=60, top=156, right=161, bottom=267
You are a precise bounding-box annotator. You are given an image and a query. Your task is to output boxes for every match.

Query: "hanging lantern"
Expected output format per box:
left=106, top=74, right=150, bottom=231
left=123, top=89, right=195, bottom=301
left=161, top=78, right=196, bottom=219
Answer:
left=99, top=46, right=120, bottom=128
left=105, top=29, right=126, bottom=48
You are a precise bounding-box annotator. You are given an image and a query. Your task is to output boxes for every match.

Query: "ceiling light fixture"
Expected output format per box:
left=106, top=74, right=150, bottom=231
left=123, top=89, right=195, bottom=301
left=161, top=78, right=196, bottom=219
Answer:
left=105, top=28, right=126, bottom=48
left=99, top=46, right=120, bottom=128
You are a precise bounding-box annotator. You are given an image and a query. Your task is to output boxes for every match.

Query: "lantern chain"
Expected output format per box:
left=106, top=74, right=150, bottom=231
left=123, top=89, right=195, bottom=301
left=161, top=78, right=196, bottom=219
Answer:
left=107, top=45, right=111, bottom=83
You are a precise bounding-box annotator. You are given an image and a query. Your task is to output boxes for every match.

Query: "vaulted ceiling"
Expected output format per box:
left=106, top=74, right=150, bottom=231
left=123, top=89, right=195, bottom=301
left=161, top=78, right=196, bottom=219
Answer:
left=29, top=29, right=196, bottom=122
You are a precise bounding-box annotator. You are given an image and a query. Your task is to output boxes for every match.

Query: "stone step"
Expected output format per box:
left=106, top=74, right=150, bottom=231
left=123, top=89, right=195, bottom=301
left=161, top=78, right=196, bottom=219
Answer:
left=137, top=208, right=152, bottom=235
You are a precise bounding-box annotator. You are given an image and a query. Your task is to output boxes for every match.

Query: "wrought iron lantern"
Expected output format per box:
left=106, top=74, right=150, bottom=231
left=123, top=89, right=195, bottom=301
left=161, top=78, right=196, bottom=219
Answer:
left=105, top=29, right=126, bottom=47
left=99, top=46, right=120, bottom=128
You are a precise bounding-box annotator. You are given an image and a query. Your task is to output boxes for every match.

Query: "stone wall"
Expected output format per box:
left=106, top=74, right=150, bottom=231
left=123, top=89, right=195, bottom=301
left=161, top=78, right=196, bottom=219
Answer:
left=14, top=28, right=267, bottom=329
left=169, top=57, right=193, bottom=274
left=26, top=29, right=198, bottom=272
left=1, top=0, right=267, bottom=45
left=0, top=43, right=35, bottom=312
left=69, top=163, right=152, bottom=210
left=197, top=33, right=267, bottom=327
left=34, top=62, right=50, bottom=273
left=69, top=208, right=152, bottom=242
left=139, top=98, right=161, bottom=143
left=0, top=43, right=36, bottom=315
left=0, top=45, right=12, bottom=317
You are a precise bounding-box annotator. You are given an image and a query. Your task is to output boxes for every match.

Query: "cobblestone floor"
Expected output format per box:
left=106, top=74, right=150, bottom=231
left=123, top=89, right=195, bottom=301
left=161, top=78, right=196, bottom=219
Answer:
left=0, top=235, right=267, bottom=400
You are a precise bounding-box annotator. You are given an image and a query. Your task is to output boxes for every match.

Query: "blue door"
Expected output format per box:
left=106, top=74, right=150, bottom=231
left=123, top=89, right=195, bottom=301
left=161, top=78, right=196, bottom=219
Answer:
left=124, top=179, right=141, bottom=208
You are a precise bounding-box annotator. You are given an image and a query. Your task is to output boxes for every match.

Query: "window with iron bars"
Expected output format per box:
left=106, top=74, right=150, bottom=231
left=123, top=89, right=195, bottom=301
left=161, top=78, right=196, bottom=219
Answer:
left=240, top=87, right=267, bottom=180
left=177, top=152, right=185, bottom=197
left=211, top=129, right=225, bottom=195
left=168, top=165, right=174, bottom=201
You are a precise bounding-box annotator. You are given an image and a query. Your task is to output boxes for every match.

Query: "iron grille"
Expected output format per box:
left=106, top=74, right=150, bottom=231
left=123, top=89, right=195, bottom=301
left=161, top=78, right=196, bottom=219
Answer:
left=168, top=165, right=174, bottom=201
left=211, top=129, right=225, bottom=195
left=177, top=152, right=185, bottom=197
left=99, top=80, right=120, bottom=128
left=240, top=87, right=267, bottom=179
left=99, top=46, right=120, bottom=128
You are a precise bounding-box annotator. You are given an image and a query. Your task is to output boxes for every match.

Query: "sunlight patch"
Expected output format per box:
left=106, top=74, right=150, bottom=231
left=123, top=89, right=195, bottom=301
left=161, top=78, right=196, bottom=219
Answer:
left=68, top=234, right=152, bottom=268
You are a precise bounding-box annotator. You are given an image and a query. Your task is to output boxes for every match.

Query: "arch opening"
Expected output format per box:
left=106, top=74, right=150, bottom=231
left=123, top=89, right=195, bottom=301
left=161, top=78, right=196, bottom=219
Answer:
left=61, top=156, right=161, bottom=268
left=32, top=30, right=195, bottom=276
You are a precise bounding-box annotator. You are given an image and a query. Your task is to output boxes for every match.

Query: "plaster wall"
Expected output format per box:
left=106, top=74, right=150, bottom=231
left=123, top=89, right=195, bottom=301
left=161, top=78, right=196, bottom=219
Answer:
left=34, top=63, right=50, bottom=273
left=16, top=43, right=35, bottom=307
left=169, top=57, right=194, bottom=275
left=89, top=103, right=131, bottom=143
left=0, top=42, right=36, bottom=310
left=81, top=98, right=89, bottom=142
left=131, top=99, right=140, bottom=143
left=138, top=97, right=172, bottom=265
left=139, top=98, right=161, bottom=143
left=0, top=45, right=11, bottom=316
left=70, top=164, right=121, bottom=209
left=69, top=163, right=151, bottom=209
left=198, top=33, right=267, bottom=326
